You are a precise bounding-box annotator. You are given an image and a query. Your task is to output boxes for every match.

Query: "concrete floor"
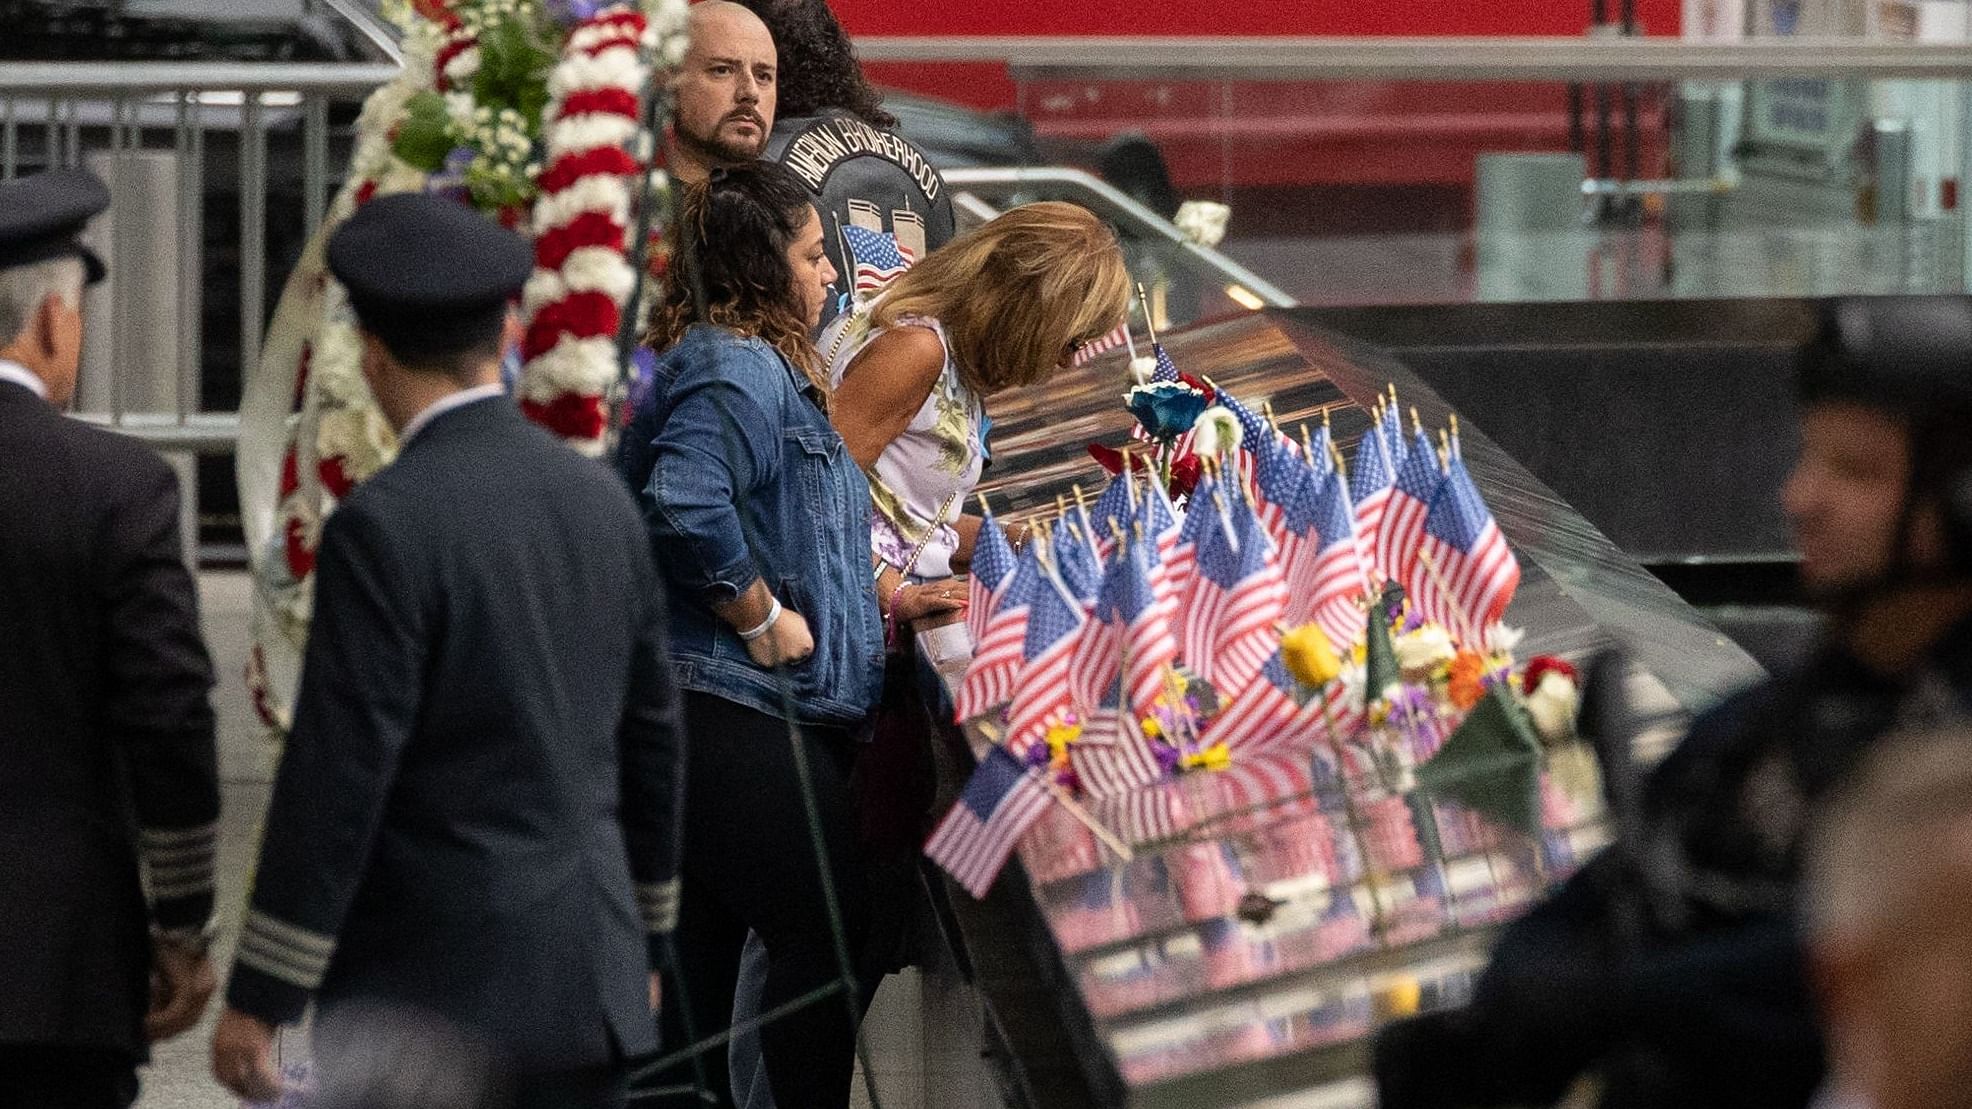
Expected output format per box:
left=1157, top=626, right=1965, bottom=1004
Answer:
left=135, top=572, right=998, bottom=1109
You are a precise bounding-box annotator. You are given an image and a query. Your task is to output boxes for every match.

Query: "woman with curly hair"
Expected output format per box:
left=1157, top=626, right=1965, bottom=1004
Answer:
left=619, top=160, right=956, bottom=1108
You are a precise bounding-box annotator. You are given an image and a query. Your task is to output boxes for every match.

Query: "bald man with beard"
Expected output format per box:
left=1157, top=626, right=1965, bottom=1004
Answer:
left=668, top=2, right=778, bottom=184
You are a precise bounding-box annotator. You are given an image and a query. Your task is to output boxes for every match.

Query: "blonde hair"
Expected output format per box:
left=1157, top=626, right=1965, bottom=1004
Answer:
left=871, top=201, right=1128, bottom=395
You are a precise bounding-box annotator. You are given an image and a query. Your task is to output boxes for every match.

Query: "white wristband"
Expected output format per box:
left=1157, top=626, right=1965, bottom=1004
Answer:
left=738, top=597, right=783, bottom=642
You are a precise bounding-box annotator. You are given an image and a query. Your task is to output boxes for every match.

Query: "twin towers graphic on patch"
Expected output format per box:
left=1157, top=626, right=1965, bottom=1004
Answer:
left=837, top=199, right=926, bottom=296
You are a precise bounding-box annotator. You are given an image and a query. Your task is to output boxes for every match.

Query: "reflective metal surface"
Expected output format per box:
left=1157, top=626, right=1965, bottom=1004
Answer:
left=936, top=309, right=1764, bottom=1103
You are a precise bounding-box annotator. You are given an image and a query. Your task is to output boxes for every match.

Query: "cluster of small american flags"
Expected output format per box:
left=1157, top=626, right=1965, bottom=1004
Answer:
left=925, top=348, right=1524, bottom=900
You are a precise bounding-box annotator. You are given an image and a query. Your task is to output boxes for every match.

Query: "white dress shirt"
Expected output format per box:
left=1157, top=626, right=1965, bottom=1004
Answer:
left=396, top=384, right=506, bottom=448
left=0, top=358, right=49, bottom=401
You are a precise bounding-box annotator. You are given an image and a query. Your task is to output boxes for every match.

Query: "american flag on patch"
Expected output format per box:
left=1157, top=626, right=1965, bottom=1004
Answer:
left=1414, top=454, right=1521, bottom=636
left=952, top=543, right=1041, bottom=722
left=1302, top=465, right=1369, bottom=650
left=1180, top=487, right=1287, bottom=697
left=1349, top=426, right=1397, bottom=585
left=1003, top=564, right=1087, bottom=757
left=1068, top=539, right=1179, bottom=722
left=1071, top=322, right=1132, bottom=367
left=1203, top=652, right=1328, bottom=755
left=840, top=224, right=912, bottom=298
left=1376, top=426, right=1445, bottom=606
left=966, top=509, right=1018, bottom=646
left=925, top=745, right=1055, bottom=899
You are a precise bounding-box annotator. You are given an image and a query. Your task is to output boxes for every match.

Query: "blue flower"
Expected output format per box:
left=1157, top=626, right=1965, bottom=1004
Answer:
left=1126, top=381, right=1209, bottom=441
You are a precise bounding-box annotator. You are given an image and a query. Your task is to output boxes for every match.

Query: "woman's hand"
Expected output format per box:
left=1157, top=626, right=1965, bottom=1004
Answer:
left=745, top=607, right=814, bottom=668
left=891, top=580, right=967, bottom=625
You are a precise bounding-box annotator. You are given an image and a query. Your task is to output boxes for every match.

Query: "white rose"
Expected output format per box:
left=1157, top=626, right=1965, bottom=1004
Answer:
left=1524, top=671, right=1580, bottom=744
left=1174, top=200, right=1231, bottom=247
left=1190, top=405, right=1242, bottom=458
left=1128, top=355, right=1158, bottom=384
left=1395, top=625, right=1457, bottom=673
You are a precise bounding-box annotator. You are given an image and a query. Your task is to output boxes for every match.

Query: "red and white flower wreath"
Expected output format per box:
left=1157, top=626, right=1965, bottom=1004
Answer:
left=516, top=4, right=653, bottom=455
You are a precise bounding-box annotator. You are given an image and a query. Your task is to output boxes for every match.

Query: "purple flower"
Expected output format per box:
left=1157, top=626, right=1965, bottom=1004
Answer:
left=1151, top=741, right=1182, bottom=776
left=1023, top=743, right=1052, bottom=769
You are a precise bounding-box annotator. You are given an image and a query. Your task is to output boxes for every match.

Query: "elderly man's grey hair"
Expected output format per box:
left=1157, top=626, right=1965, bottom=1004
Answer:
left=1807, top=726, right=1972, bottom=942
left=0, top=256, right=84, bottom=347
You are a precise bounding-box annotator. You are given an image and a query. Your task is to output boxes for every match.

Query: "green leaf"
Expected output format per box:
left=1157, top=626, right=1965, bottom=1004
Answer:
left=390, top=91, right=454, bottom=171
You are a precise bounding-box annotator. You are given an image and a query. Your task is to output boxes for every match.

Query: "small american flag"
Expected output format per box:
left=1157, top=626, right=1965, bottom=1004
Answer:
left=1138, top=473, right=1183, bottom=607
left=1164, top=468, right=1218, bottom=609
left=1303, top=465, right=1368, bottom=650
left=1070, top=729, right=1166, bottom=798
left=1414, top=454, right=1520, bottom=636
left=1349, top=428, right=1397, bottom=584
left=1380, top=403, right=1409, bottom=471
left=1089, top=472, right=1138, bottom=544
left=953, top=544, right=1041, bottom=722
left=1050, top=509, right=1104, bottom=605
left=1376, top=426, right=1445, bottom=614
left=841, top=224, right=911, bottom=298
left=1252, top=441, right=1316, bottom=576
left=1203, top=652, right=1327, bottom=755
left=1092, top=780, right=1185, bottom=845
left=1071, top=322, right=1132, bottom=367
left=925, top=745, right=1055, bottom=899
left=1181, top=487, right=1286, bottom=697
left=1068, top=539, right=1178, bottom=722
left=1003, top=563, right=1088, bottom=757
left=966, top=509, right=1018, bottom=646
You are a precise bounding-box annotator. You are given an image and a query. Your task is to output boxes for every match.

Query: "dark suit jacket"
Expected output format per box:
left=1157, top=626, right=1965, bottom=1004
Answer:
left=0, top=379, right=220, bottom=1056
left=225, top=396, right=686, bottom=1073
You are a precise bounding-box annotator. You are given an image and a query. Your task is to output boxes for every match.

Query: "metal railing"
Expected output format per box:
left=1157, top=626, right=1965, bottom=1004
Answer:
left=941, top=166, right=1298, bottom=311
left=854, top=35, right=1972, bottom=80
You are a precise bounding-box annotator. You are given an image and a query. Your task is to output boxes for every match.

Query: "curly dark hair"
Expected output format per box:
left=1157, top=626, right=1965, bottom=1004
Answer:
left=735, top=0, right=897, bottom=128
left=649, top=161, right=827, bottom=398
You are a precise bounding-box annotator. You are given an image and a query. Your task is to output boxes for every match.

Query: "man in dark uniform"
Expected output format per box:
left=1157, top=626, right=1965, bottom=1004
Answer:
left=209, top=194, right=687, bottom=1109
left=747, top=0, right=955, bottom=322
left=1375, top=295, right=1972, bottom=1108
left=0, top=167, right=222, bottom=1109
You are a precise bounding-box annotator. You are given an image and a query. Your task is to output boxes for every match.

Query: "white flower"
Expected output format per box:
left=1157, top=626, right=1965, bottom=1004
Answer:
left=1395, top=625, right=1457, bottom=673
left=444, top=44, right=482, bottom=84
left=1128, top=355, right=1158, bottom=384
left=1190, top=405, right=1242, bottom=458
left=1524, top=671, right=1580, bottom=744
left=312, top=319, right=371, bottom=408
left=445, top=91, right=479, bottom=132
left=315, top=407, right=397, bottom=480
left=548, top=47, right=644, bottom=98
left=532, top=173, right=632, bottom=231
left=1485, top=623, right=1526, bottom=658
left=1174, top=200, right=1231, bottom=247
left=560, top=246, right=636, bottom=300
left=547, top=113, right=641, bottom=156
left=520, top=335, right=617, bottom=399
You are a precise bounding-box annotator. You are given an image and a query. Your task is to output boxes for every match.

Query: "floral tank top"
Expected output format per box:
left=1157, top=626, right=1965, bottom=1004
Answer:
left=822, top=310, right=984, bottom=580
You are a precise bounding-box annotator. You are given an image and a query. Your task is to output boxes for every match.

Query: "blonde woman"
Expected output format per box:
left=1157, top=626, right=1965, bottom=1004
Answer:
left=824, top=201, right=1131, bottom=612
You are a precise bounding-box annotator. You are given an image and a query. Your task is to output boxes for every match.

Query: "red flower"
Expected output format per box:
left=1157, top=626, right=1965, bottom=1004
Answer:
left=433, top=35, right=477, bottom=92
left=535, top=211, right=627, bottom=271
left=1168, top=453, right=1203, bottom=499
left=1085, top=442, right=1201, bottom=501
left=354, top=179, right=379, bottom=207
left=278, top=448, right=300, bottom=499
left=318, top=455, right=355, bottom=499
left=538, top=145, right=640, bottom=195
left=522, top=393, right=607, bottom=441
left=284, top=517, right=315, bottom=579
left=522, top=291, right=621, bottom=360
left=1177, top=372, right=1216, bottom=404
left=497, top=204, right=526, bottom=230
left=1521, top=655, right=1579, bottom=694
left=557, top=88, right=642, bottom=123
left=411, top=0, right=453, bottom=26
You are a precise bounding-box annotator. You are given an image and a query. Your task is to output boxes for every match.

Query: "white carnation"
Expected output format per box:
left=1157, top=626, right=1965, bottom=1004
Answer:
left=1394, top=625, right=1457, bottom=673
left=1128, top=355, right=1158, bottom=384
left=522, top=269, right=568, bottom=315
left=521, top=335, right=618, bottom=400
left=560, top=246, right=635, bottom=300
left=547, top=113, right=641, bottom=157
left=1485, top=623, right=1526, bottom=657
left=1191, top=405, right=1242, bottom=458
left=533, top=174, right=631, bottom=232
left=1524, top=671, right=1580, bottom=744
left=548, top=47, right=644, bottom=98
left=443, top=44, right=482, bottom=84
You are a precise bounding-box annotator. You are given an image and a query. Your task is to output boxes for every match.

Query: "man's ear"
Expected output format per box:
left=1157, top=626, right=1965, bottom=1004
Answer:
left=32, top=291, right=65, bottom=359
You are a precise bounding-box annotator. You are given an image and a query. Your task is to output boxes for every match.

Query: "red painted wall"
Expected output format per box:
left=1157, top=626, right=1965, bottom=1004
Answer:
left=833, top=0, right=1681, bottom=39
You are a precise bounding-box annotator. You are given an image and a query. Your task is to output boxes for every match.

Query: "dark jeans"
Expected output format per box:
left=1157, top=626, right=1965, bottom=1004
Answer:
left=654, top=692, right=870, bottom=1109
left=0, top=1045, right=139, bottom=1109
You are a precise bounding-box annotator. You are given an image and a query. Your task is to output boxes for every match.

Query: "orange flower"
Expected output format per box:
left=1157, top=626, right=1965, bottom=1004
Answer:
left=1447, top=650, right=1488, bottom=709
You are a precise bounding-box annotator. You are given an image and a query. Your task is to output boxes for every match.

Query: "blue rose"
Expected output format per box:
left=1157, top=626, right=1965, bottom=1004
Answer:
left=1126, top=381, right=1209, bottom=441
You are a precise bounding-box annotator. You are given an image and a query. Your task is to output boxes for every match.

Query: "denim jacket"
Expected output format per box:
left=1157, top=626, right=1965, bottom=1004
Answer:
left=620, top=325, right=884, bottom=726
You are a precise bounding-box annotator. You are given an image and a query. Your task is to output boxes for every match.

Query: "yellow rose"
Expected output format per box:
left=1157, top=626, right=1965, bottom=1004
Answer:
left=1281, top=623, right=1342, bottom=688
left=1182, top=742, right=1232, bottom=772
